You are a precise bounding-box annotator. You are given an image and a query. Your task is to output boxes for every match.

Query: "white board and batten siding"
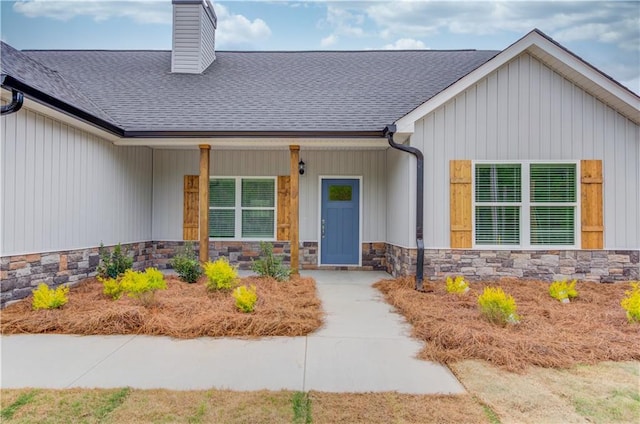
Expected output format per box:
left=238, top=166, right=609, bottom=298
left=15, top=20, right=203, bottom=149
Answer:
left=1, top=107, right=153, bottom=256
left=151, top=149, right=387, bottom=243
left=409, top=52, right=640, bottom=249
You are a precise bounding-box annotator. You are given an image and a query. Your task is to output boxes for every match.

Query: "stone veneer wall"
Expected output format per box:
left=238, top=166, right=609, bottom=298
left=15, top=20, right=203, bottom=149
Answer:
left=1, top=241, right=388, bottom=306
left=385, top=245, right=640, bottom=283
left=1, top=242, right=157, bottom=306
left=6, top=241, right=635, bottom=305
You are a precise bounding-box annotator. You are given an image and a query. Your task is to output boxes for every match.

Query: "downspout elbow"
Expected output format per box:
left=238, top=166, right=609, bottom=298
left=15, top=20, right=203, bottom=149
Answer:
left=383, top=124, right=425, bottom=292
left=1, top=88, right=24, bottom=116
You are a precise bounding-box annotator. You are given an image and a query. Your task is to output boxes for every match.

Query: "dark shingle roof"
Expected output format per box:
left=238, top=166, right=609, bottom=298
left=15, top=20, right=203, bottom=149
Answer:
left=4, top=45, right=499, bottom=133
left=0, top=42, right=118, bottom=125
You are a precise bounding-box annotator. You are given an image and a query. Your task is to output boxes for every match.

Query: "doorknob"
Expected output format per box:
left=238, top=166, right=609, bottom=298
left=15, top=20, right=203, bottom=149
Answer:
left=321, top=219, right=325, bottom=238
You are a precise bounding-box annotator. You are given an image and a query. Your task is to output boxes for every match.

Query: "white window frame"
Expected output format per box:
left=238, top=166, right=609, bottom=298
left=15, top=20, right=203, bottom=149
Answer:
left=472, top=160, right=581, bottom=250
left=209, top=176, right=277, bottom=241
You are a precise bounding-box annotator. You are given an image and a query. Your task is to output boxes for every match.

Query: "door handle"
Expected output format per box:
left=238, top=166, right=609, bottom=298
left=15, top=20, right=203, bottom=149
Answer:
left=321, top=219, right=326, bottom=239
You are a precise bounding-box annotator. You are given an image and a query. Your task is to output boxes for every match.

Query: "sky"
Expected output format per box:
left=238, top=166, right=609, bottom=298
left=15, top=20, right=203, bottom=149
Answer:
left=1, top=0, right=639, bottom=94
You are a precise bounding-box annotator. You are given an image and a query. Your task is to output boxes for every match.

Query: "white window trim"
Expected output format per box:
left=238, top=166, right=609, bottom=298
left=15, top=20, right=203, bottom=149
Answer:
left=472, top=160, right=581, bottom=250
left=209, top=176, right=278, bottom=241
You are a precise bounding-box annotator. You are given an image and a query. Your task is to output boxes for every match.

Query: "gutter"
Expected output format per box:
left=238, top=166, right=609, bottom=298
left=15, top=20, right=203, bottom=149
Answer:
left=383, top=124, right=425, bottom=292
left=0, top=88, right=23, bottom=115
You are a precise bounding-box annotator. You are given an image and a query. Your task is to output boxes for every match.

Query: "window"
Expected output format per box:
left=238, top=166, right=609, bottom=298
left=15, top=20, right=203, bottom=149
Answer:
left=473, top=162, right=578, bottom=248
left=209, top=177, right=276, bottom=239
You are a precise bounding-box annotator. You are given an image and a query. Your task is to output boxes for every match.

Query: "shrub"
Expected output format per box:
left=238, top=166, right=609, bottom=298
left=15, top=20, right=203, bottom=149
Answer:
left=97, top=243, right=133, bottom=278
left=446, top=276, right=469, bottom=294
left=120, top=268, right=167, bottom=306
left=32, top=283, right=69, bottom=310
left=232, top=285, right=258, bottom=313
left=251, top=241, right=291, bottom=282
left=478, top=287, right=519, bottom=325
left=170, top=242, right=202, bottom=284
left=549, top=279, right=578, bottom=303
left=621, top=282, right=640, bottom=323
left=204, top=258, right=238, bottom=291
left=100, top=276, right=125, bottom=300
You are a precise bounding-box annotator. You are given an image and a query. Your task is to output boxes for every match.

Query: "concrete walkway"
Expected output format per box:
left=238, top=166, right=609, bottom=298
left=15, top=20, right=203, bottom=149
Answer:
left=0, top=270, right=464, bottom=394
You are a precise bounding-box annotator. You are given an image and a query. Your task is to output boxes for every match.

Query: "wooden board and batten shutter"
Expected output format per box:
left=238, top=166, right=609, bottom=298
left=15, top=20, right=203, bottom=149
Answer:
left=450, top=160, right=472, bottom=248
left=581, top=160, right=603, bottom=249
left=183, top=175, right=199, bottom=241
left=277, top=176, right=291, bottom=241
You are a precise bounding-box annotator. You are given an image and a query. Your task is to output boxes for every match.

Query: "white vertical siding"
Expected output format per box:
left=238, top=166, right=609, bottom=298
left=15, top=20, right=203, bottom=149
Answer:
left=385, top=147, right=413, bottom=247
left=1, top=107, right=153, bottom=256
left=151, top=148, right=387, bottom=242
left=411, top=53, right=640, bottom=249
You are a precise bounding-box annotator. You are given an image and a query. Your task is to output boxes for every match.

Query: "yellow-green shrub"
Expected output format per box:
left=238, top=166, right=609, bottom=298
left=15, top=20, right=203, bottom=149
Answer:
left=549, top=279, right=578, bottom=302
left=232, top=285, right=258, bottom=313
left=477, top=287, right=519, bottom=325
left=32, top=283, right=69, bottom=310
left=100, top=276, right=125, bottom=300
left=446, top=276, right=469, bottom=294
left=620, top=282, right=640, bottom=323
left=120, top=268, right=167, bottom=306
left=204, top=258, right=238, bottom=291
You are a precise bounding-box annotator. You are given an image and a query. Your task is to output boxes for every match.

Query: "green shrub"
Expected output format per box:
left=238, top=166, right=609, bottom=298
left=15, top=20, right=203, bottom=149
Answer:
left=446, top=275, right=469, bottom=294
left=120, top=268, right=167, bottom=306
left=170, top=242, right=202, bottom=284
left=232, top=285, right=258, bottom=313
left=251, top=241, right=291, bottom=282
left=478, top=287, right=519, bottom=325
left=204, top=257, right=238, bottom=291
left=97, top=243, right=133, bottom=278
left=621, top=282, right=640, bottom=323
left=549, top=279, right=578, bottom=302
left=32, top=283, right=69, bottom=310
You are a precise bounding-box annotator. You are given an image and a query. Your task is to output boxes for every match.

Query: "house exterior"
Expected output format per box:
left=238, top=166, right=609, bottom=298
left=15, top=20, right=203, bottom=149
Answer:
left=1, top=0, right=638, bottom=305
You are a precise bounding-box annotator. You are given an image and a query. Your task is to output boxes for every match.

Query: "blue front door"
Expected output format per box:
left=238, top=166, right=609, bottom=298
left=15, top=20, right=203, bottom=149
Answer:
left=321, top=178, right=360, bottom=265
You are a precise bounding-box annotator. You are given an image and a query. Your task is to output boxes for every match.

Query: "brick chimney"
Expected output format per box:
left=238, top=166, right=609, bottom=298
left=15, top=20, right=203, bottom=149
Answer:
left=171, top=0, right=217, bottom=73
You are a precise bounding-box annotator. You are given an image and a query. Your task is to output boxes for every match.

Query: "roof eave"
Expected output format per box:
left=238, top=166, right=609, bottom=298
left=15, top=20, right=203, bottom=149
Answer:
left=123, top=129, right=385, bottom=138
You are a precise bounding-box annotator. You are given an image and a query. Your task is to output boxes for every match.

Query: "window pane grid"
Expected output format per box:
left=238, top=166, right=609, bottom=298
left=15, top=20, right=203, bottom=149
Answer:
left=530, top=206, right=575, bottom=245
left=530, top=164, right=576, bottom=203
left=209, top=177, right=275, bottom=239
left=473, top=162, right=577, bottom=248
left=475, top=164, right=521, bottom=203
left=475, top=206, right=520, bottom=245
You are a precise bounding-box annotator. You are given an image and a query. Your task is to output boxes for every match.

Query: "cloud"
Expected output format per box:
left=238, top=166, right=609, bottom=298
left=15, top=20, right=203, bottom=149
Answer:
left=320, top=34, right=338, bottom=47
left=12, top=0, right=272, bottom=48
left=214, top=3, right=271, bottom=48
left=383, top=38, right=428, bottom=50
left=13, top=0, right=171, bottom=24
left=322, top=1, right=638, bottom=52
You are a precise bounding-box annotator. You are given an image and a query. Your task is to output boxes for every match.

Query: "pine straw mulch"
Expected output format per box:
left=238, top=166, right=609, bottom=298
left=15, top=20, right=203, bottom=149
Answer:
left=0, top=275, right=323, bottom=338
left=374, top=277, right=640, bottom=372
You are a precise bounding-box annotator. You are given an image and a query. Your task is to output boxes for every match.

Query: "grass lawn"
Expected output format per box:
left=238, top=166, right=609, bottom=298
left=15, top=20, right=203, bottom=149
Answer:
left=0, top=275, right=323, bottom=337
left=2, top=364, right=638, bottom=424
left=0, top=388, right=491, bottom=424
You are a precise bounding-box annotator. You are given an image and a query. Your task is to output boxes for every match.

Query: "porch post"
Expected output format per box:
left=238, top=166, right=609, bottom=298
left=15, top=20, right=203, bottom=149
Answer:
left=199, top=144, right=211, bottom=263
left=289, top=145, right=300, bottom=275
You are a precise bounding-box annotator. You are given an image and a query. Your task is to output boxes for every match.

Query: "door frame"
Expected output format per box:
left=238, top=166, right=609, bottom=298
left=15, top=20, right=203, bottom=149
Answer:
left=317, top=175, right=363, bottom=266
